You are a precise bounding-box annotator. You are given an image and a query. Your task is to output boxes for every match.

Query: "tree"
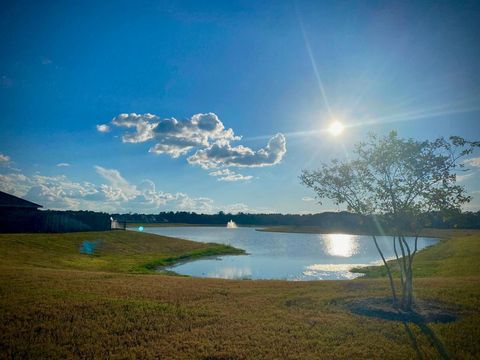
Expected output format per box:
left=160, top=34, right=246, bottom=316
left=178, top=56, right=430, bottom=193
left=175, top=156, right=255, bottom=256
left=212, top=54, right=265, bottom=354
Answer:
left=300, top=131, right=479, bottom=312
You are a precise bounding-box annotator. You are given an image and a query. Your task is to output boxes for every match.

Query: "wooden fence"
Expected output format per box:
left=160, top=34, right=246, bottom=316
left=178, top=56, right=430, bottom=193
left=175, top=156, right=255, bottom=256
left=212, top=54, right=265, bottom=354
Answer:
left=0, top=209, right=111, bottom=233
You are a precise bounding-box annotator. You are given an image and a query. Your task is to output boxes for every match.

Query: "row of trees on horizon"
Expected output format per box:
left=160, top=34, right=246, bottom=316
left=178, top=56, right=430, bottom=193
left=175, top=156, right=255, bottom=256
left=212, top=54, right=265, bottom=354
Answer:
left=110, top=209, right=480, bottom=230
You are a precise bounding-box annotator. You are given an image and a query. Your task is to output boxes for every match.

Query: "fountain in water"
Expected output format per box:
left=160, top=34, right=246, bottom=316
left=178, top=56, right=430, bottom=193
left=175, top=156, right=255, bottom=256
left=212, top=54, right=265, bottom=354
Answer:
left=227, top=220, right=237, bottom=228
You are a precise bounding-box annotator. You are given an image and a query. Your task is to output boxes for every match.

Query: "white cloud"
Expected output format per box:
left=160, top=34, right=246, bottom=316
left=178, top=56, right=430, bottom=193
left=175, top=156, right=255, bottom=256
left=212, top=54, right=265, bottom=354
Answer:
left=56, top=163, right=70, bottom=167
left=223, top=203, right=251, bottom=213
left=0, top=154, right=11, bottom=163
left=0, top=173, right=33, bottom=196
left=209, top=169, right=253, bottom=182
left=457, top=171, right=474, bottom=182
left=302, top=196, right=315, bottom=202
left=95, top=166, right=141, bottom=201
left=462, top=201, right=480, bottom=212
left=0, top=153, right=20, bottom=171
left=96, top=124, right=110, bottom=133
left=110, top=112, right=239, bottom=157
left=0, top=165, right=258, bottom=214
left=188, top=133, right=286, bottom=169
left=104, top=112, right=286, bottom=174
left=463, top=157, right=480, bottom=167
left=21, top=174, right=103, bottom=211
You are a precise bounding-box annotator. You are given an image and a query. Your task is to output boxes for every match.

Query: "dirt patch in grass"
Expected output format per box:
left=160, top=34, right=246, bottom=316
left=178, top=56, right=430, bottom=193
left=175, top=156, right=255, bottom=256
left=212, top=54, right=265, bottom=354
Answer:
left=347, top=297, right=458, bottom=323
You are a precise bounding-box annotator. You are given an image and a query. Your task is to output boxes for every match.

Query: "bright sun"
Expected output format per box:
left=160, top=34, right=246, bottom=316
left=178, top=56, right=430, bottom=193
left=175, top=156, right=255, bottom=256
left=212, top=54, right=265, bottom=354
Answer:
left=328, top=121, right=345, bottom=136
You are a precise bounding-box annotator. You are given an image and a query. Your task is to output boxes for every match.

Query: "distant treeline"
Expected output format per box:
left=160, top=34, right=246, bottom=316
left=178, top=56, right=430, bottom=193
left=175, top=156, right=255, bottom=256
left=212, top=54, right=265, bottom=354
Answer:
left=3, top=208, right=479, bottom=234
left=112, top=210, right=480, bottom=230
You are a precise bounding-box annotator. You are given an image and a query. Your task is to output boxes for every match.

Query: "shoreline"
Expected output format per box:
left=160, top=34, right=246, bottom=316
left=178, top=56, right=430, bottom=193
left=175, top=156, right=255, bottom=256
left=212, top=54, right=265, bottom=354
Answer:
left=128, top=223, right=451, bottom=239
left=138, top=226, right=442, bottom=281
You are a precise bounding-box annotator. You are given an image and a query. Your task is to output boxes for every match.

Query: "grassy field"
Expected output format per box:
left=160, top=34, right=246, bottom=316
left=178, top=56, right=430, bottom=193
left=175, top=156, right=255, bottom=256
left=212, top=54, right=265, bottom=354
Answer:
left=1, top=229, right=479, bottom=359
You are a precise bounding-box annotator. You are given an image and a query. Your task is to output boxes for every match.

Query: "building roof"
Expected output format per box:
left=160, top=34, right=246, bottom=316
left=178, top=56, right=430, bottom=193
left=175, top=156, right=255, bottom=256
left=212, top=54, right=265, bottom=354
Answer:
left=0, top=191, right=42, bottom=209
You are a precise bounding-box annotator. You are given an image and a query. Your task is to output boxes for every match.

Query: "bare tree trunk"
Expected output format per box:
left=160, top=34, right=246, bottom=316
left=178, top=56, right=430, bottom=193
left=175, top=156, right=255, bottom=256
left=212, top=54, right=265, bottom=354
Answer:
left=411, top=236, right=419, bottom=260
left=400, top=236, right=414, bottom=312
left=406, top=236, right=419, bottom=311
left=393, top=236, right=406, bottom=297
left=372, top=235, right=397, bottom=307
left=397, top=236, right=408, bottom=307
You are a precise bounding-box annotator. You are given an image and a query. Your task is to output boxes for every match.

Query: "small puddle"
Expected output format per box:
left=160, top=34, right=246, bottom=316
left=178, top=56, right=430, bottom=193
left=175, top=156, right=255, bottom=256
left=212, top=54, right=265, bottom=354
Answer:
left=79, top=240, right=101, bottom=255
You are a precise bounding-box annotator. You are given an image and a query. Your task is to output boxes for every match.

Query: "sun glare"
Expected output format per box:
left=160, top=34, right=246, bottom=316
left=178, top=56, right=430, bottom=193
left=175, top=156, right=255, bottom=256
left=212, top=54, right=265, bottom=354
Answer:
left=328, top=121, right=345, bottom=136
left=323, top=234, right=359, bottom=257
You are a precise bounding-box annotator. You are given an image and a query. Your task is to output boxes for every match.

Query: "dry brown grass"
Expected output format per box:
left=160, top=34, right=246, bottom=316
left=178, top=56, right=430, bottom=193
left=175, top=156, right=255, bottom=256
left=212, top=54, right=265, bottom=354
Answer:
left=1, top=229, right=479, bottom=359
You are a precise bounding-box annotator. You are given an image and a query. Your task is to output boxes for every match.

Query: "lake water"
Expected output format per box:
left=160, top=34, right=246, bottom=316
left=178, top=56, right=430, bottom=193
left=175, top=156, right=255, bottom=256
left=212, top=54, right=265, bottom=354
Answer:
left=136, top=226, right=438, bottom=281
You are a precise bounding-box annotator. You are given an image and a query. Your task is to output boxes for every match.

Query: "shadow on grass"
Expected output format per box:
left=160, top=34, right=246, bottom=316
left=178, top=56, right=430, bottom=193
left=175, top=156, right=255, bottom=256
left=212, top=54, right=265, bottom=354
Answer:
left=402, top=320, right=450, bottom=360
left=348, top=297, right=455, bottom=360
left=402, top=321, right=424, bottom=360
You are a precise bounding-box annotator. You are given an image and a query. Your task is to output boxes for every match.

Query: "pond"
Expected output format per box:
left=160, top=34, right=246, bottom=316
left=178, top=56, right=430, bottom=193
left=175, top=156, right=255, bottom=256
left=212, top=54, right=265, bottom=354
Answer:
left=135, top=226, right=438, bottom=281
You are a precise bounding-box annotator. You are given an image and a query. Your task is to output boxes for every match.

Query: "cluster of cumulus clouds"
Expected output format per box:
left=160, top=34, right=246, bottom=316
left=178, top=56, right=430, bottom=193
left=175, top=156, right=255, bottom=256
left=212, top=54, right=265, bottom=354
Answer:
left=97, top=112, right=286, bottom=181
left=0, top=113, right=285, bottom=212
left=0, top=154, right=255, bottom=213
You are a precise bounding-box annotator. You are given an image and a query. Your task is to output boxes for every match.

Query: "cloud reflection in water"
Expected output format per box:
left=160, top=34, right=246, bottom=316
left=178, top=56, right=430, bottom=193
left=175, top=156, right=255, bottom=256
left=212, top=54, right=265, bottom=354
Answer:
left=207, top=266, right=252, bottom=279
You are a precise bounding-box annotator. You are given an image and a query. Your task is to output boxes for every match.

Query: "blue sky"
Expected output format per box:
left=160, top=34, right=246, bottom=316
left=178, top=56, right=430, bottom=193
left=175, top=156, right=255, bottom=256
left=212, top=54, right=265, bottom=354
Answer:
left=1, top=0, right=479, bottom=213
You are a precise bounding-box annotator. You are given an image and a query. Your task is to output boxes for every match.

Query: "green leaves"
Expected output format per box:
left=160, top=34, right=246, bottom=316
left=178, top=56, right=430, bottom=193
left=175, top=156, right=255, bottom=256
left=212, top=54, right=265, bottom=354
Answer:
left=301, top=131, right=479, bottom=231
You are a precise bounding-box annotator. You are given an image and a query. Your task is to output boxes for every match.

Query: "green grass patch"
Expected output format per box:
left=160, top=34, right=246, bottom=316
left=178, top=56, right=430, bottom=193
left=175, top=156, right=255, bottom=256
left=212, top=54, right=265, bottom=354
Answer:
left=0, top=230, right=244, bottom=274
left=142, top=244, right=244, bottom=270
left=353, top=229, right=480, bottom=278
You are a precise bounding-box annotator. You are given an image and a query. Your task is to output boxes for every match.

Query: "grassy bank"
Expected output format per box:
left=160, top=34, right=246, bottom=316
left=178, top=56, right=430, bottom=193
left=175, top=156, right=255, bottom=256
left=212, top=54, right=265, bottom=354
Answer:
left=0, top=229, right=479, bottom=358
left=0, top=230, right=244, bottom=274
left=355, top=229, right=480, bottom=279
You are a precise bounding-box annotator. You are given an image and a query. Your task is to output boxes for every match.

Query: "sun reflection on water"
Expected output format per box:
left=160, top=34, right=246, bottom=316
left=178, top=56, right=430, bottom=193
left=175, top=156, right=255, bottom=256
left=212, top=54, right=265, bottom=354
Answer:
left=323, top=233, right=359, bottom=257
